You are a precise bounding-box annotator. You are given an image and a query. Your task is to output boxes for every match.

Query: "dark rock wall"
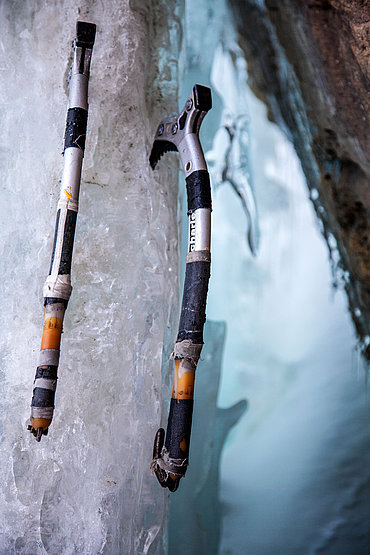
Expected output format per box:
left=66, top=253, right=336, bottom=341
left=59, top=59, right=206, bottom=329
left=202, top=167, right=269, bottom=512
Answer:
left=228, top=0, right=369, bottom=356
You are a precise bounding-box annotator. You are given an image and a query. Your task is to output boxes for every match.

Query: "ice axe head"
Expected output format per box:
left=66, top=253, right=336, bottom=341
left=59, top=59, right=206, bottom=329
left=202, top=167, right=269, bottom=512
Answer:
left=149, top=84, right=212, bottom=173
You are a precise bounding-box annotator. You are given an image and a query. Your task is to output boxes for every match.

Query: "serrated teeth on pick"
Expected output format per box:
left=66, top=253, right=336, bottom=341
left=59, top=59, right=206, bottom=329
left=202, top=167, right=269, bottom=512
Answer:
left=149, top=140, right=178, bottom=169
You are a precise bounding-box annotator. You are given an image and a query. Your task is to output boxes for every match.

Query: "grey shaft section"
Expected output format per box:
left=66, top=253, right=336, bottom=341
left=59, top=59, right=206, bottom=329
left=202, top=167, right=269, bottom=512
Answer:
left=178, top=134, right=207, bottom=176
left=59, top=147, right=84, bottom=212
left=68, top=45, right=91, bottom=110
left=44, top=43, right=90, bottom=298
left=188, top=208, right=211, bottom=252
left=69, top=73, right=88, bottom=110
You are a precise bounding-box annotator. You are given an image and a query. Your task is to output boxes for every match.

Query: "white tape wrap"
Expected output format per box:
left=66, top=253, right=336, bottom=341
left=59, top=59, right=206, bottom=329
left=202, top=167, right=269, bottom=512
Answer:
left=30, top=407, right=54, bottom=419
left=186, top=250, right=211, bottom=264
left=151, top=447, right=188, bottom=477
left=34, top=378, right=57, bottom=391
left=43, top=274, right=72, bottom=300
left=38, top=349, right=60, bottom=367
left=173, top=340, right=203, bottom=361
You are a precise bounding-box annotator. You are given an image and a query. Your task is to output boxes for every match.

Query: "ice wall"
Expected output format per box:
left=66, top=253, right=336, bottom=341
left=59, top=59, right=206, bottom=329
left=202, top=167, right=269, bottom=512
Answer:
left=0, top=1, right=183, bottom=552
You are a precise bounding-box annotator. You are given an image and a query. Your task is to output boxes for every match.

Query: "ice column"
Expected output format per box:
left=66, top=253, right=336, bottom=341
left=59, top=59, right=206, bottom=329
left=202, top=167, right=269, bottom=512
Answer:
left=0, top=1, right=183, bottom=553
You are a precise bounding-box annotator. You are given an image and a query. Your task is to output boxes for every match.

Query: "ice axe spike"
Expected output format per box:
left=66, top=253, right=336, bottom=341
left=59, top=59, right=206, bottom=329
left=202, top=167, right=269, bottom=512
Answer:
left=28, top=21, right=96, bottom=441
left=150, top=85, right=212, bottom=491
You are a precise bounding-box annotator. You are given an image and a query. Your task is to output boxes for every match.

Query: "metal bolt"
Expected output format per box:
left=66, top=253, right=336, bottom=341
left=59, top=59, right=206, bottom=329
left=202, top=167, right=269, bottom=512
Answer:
left=158, top=124, right=164, bottom=136
left=171, top=123, right=178, bottom=134
left=186, top=99, right=193, bottom=111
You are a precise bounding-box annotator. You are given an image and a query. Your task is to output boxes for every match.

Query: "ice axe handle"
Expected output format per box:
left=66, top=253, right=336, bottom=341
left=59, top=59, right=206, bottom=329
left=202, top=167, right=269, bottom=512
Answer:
left=28, top=21, right=96, bottom=441
left=152, top=397, right=194, bottom=492
left=150, top=85, right=212, bottom=491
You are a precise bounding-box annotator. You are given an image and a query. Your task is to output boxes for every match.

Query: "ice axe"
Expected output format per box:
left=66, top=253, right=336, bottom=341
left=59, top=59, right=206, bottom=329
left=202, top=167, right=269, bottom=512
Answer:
left=150, top=85, right=212, bottom=491
left=28, top=21, right=96, bottom=441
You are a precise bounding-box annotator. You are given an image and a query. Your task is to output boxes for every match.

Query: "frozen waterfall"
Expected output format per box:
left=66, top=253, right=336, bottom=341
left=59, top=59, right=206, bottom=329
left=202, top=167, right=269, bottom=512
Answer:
left=0, top=1, right=183, bottom=552
left=0, top=1, right=369, bottom=554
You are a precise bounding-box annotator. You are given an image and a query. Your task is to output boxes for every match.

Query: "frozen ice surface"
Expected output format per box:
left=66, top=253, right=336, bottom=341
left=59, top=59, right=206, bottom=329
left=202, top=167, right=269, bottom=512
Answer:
left=0, top=1, right=183, bottom=553
left=209, top=42, right=259, bottom=255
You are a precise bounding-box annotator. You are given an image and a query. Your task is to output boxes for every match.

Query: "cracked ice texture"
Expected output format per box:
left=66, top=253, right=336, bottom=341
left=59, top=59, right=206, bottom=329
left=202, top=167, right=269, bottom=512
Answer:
left=0, top=0, right=183, bottom=552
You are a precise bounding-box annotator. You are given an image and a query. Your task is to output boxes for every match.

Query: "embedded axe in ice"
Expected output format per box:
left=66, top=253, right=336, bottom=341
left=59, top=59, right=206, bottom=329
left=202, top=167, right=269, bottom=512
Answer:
left=28, top=21, right=96, bottom=441
left=150, top=85, right=212, bottom=491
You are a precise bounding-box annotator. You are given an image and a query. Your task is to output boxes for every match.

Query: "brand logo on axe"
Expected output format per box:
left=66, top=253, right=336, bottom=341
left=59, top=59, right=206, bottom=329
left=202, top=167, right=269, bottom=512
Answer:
left=188, top=212, right=196, bottom=252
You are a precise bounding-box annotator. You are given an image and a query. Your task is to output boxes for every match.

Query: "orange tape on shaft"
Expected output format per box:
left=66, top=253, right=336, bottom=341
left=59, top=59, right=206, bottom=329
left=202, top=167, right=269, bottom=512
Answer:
left=172, top=359, right=195, bottom=401
left=40, top=317, right=63, bottom=351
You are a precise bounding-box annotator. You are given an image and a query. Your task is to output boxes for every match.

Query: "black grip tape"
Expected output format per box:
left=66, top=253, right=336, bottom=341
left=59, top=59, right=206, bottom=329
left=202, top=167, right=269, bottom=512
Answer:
left=64, top=108, right=88, bottom=151
left=49, top=209, right=61, bottom=275
left=31, top=387, right=55, bottom=408
left=31, top=366, right=58, bottom=409
left=31, top=366, right=58, bottom=408
left=165, top=398, right=194, bottom=459
left=31, top=366, right=58, bottom=410
left=177, top=260, right=210, bottom=344
left=35, top=366, right=58, bottom=380
left=44, top=297, right=68, bottom=307
left=186, top=170, right=212, bottom=214
left=59, top=210, right=77, bottom=275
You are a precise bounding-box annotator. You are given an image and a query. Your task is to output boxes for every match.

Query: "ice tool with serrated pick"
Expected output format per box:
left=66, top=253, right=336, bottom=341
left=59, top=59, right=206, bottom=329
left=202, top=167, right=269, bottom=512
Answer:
left=27, top=21, right=96, bottom=442
left=150, top=85, right=212, bottom=491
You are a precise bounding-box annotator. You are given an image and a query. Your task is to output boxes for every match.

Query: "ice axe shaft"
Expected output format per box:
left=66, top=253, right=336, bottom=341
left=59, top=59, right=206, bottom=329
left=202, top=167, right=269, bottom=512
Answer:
left=150, top=85, right=212, bottom=491
left=28, top=21, right=96, bottom=441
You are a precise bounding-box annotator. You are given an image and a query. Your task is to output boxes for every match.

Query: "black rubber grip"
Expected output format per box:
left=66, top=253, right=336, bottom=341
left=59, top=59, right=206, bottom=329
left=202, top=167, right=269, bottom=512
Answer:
left=35, top=366, right=58, bottom=380
left=177, top=260, right=210, bottom=344
left=59, top=210, right=77, bottom=275
left=186, top=170, right=212, bottom=214
left=165, top=398, right=194, bottom=460
left=44, top=297, right=68, bottom=307
left=49, top=209, right=60, bottom=275
left=31, top=367, right=58, bottom=410
left=64, top=108, right=88, bottom=151
left=31, top=388, right=55, bottom=408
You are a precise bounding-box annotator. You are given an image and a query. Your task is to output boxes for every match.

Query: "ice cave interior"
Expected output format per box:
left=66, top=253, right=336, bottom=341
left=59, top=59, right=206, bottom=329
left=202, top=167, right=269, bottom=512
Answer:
left=0, top=1, right=368, bottom=554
